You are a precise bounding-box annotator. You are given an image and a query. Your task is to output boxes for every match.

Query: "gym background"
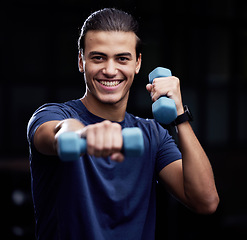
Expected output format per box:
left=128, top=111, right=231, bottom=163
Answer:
left=1, top=0, right=247, bottom=239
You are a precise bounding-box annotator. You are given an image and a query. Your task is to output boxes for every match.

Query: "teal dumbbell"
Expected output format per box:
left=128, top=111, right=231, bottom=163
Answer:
left=148, top=67, right=177, bottom=124
left=57, top=127, right=144, bottom=161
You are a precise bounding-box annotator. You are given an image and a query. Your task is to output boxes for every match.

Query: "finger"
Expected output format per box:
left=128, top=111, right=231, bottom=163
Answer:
left=110, top=152, right=124, bottom=162
left=151, top=79, right=171, bottom=102
left=151, top=90, right=167, bottom=102
left=146, top=83, right=153, bottom=93
left=94, top=125, right=105, bottom=157
left=101, top=123, right=122, bottom=158
left=111, top=123, right=122, bottom=154
left=86, top=126, right=96, bottom=156
left=102, top=122, right=113, bottom=157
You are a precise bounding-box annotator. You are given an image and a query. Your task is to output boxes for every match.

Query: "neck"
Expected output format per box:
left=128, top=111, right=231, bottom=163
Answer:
left=80, top=92, right=128, bottom=122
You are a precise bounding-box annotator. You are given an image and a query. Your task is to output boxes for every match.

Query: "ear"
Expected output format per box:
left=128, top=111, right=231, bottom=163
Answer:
left=135, top=53, right=142, bottom=74
left=78, top=51, right=84, bottom=73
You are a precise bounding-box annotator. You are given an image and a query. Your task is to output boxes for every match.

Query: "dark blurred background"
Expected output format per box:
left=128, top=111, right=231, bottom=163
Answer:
left=1, top=0, right=247, bottom=239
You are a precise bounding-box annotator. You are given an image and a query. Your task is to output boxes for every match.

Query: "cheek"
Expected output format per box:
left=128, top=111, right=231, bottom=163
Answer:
left=84, top=63, right=98, bottom=82
left=121, top=64, right=136, bottom=79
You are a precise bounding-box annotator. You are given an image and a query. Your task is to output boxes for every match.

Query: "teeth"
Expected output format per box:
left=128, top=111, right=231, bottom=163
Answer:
left=99, top=81, right=121, bottom=87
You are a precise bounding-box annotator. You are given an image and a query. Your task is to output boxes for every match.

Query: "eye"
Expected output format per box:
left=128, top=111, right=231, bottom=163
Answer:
left=92, top=56, right=104, bottom=62
left=118, top=57, right=129, bottom=63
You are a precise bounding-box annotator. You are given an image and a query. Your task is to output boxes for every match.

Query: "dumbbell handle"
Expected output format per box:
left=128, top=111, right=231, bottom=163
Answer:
left=148, top=67, right=177, bottom=124
left=58, top=127, right=144, bottom=161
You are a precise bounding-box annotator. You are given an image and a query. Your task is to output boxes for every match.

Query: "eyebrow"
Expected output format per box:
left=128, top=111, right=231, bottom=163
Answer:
left=115, top=52, right=132, bottom=58
left=88, top=51, right=133, bottom=58
left=88, top=51, right=107, bottom=57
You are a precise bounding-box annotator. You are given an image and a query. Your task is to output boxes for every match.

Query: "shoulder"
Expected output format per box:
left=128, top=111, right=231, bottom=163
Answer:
left=31, top=99, right=82, bottom=120
left=27, top=100, right=81, bottom=143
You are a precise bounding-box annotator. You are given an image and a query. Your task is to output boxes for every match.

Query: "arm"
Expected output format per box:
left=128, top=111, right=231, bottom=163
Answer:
left=33, top=119, right=124, bottom=161
left=159, top=122, right=219, bottom=214
left=147, top=77, right=219, bottom=214
left=33, top=119, right=85, bottom=156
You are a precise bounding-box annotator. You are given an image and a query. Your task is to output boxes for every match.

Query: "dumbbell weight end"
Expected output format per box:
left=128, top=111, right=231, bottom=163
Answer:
left=148, top=67, right=177, bottom=125
left=122, top=127, right=144, bottom=157
left=57, top=132, right=86, bottom=162
left=152, top=98, right=177, bottom=125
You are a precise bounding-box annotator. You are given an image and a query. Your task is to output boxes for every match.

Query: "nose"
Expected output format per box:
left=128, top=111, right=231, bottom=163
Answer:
left=102, top=60, right=117, bottom=78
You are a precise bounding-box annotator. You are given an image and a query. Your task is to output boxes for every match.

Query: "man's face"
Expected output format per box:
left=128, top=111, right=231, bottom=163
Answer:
left=79, top=31, right=141, bottom=105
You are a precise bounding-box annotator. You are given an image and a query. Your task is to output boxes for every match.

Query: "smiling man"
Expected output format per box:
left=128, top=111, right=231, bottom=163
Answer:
left=27, top=8, right=219, bottom=240
left=79, top=30, right=141, bottom=122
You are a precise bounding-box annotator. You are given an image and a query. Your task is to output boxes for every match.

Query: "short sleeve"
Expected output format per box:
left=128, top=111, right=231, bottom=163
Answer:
left=27, top=103, right=78, bottom=146
left=155, top=123, right=182, bottom=173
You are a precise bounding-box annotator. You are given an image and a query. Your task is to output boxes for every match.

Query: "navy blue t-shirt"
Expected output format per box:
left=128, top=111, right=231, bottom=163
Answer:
left=27, top=99, right=181, bottom=240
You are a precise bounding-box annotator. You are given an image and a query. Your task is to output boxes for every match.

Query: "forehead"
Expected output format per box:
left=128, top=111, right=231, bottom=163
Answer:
left=84, top=31, right=137, bottom=56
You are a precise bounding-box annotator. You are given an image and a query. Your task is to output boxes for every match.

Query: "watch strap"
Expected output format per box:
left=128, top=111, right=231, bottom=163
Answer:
left=173, top=112, right=190, bottom=126
left=173, top=105, right=192, bottom=126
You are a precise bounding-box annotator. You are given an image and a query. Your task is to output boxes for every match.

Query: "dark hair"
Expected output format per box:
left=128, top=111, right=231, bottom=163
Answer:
left=78, top=8, right=142, bottom=58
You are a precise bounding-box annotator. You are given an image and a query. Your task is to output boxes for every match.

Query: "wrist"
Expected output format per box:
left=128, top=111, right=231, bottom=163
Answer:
left=173, top=105, right=193, bottom=126
left=177, top=105, right=184, bottom=116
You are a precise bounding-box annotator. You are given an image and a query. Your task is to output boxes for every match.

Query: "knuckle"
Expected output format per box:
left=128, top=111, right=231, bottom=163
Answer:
left=152, top=79, right=160, bottom=87
left=94, top=123, right=101, bottom=131
left=102, top=120, right=111, bottom=127
left=168, top=77, right=179, bottom=91
left=172, top=76, right=180, bottom=86
left=112, top=123, right=121, bottom=131
left=86, top=124, right=94, bottom=132
left=87, top=124, right=100, bottom=135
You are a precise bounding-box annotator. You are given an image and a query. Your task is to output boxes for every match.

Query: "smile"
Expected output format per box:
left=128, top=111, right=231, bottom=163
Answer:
left=97, top=80, right=122, bottom=87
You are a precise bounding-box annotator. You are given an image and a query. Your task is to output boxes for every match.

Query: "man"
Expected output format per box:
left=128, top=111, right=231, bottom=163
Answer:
left=27, top=8, right=219, bottom=240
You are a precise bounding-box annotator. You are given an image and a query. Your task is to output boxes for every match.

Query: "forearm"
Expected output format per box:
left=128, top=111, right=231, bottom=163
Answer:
left=177, top=121, right=219, bottom=213
left=54, top=119, right=85, bottom=138
left=34, top=119, right=85, bottom=156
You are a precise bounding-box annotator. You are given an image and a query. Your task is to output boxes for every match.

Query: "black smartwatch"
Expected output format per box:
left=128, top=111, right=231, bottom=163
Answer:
left=173, top=105, right=193, bottom=126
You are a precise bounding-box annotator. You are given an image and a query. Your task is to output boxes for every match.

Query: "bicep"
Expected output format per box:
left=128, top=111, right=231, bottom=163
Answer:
left=158, top=159, right=188, bottom=205
left=33, top=120, right=61, bottom=156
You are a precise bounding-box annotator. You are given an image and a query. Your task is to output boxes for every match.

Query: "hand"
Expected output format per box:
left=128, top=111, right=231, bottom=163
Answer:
left=78, top=120, right=124, bottom=162
left=146, top=76, right=184, bottom=115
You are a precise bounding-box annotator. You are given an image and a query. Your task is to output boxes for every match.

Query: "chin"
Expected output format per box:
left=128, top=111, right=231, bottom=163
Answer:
left=99, top=98, right=121, bottom=105
left=97, top=94, right=127, bottom=105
